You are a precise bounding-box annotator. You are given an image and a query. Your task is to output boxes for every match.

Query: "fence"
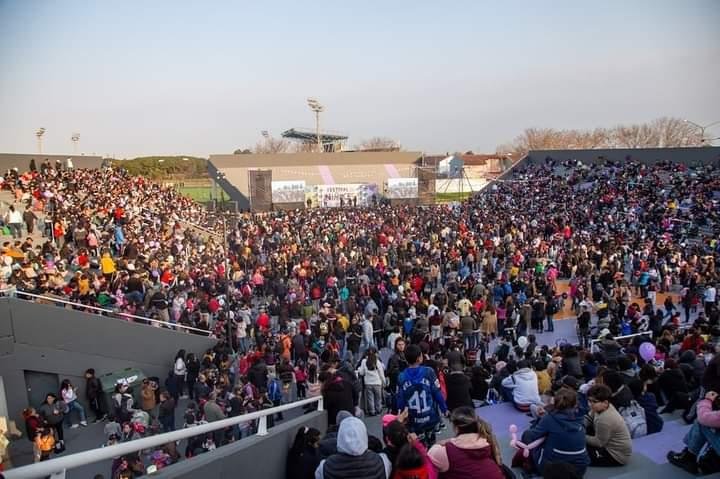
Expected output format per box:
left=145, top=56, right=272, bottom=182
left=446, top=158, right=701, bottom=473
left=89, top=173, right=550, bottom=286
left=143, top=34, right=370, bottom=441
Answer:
left=3, top=396, right=324, bottom=479
left=590, top=331, right=652, bottom=352
left=6, top=290, right=212, bottom=336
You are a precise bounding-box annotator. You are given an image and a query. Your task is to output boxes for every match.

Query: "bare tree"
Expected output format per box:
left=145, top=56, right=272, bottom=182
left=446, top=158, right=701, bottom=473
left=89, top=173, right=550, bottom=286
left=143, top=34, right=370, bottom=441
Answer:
left=497, top=117, right=704, bottom=156
left=355, top=136, right=401, bottom=151
left=254, top=136, right=290, bottom=154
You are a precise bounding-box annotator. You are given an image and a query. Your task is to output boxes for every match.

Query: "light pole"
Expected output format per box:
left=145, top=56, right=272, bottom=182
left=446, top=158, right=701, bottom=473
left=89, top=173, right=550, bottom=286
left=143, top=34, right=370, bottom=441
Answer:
left=307, top=98, right=324, bottom=153
left=71, top=133, right=80, bottom=154
left=684, top=119, right=720, bottom=145
left=35, top=128, right=46, bottom=154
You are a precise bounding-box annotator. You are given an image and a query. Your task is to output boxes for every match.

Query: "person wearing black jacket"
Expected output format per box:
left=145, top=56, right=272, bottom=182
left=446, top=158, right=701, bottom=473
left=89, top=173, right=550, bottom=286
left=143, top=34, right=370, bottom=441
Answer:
left=84, top=368, right=105, bottom=422
left=286, top=426, right=322, bottom=479
left=445, top=363, right=473, bottom=411
left=703, top=353, right=720, bottom=393
left=386, top=339, right=408, bottom=413
left=321, top=369, right=355, bottom=427
left=658, top=359, right=692, bottom=414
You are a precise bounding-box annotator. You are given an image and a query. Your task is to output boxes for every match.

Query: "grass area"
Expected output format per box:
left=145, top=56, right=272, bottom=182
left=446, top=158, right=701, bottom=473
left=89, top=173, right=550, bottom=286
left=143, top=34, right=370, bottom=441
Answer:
left=436, top=191, right=473, bottom=202
left=178, top=186, right=213, bottom=202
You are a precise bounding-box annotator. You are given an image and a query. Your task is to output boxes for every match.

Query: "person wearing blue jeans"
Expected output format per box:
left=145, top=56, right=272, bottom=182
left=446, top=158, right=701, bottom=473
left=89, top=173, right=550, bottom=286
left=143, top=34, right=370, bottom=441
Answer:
left=668, top=391, right=720, bottom=475
left=60, top=380, right=87, bottom=428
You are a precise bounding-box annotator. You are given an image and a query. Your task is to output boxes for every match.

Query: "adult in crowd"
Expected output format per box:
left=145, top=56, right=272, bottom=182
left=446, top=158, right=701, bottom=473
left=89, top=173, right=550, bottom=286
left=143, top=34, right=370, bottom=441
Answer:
left=314, top=416, right=391, bottom=479
left=427, top=406, right=505, bottom=478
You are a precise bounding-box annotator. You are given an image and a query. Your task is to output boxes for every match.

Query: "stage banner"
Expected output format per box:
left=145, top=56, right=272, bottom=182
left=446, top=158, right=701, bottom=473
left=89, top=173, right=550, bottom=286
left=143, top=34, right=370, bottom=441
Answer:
left=315, top=183, right=378, bottom=207
left=271, top=180, right=306, bottom=203
left=386, top=177, right=418, bottom=199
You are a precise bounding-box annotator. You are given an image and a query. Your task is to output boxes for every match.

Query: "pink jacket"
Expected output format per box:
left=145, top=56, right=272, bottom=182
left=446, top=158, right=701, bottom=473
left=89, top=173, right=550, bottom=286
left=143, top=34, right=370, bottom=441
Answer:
left=697, top=399, right=720, bottom=429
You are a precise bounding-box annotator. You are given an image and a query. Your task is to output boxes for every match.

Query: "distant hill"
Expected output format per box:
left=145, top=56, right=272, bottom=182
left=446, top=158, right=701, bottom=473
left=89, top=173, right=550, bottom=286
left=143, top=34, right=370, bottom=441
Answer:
left=110, top=156, right=208, bottom=180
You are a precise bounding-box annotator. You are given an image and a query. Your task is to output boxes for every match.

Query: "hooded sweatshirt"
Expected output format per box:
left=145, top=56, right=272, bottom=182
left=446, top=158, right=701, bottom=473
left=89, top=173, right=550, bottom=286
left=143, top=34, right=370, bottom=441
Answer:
left=501, top=368, right=542, bottom=405
left=315, top=417, right=390, bottom=479
left=397, top=366, right=448, bottom=433
left=427, top=434, right=503, bottom=479
left=522, top=410, right=590, bottom=475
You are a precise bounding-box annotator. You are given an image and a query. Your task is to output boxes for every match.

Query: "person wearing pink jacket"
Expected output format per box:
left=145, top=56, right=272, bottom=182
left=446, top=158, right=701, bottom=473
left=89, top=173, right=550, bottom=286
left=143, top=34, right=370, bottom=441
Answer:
left=668, top=390, right=720, bottom=475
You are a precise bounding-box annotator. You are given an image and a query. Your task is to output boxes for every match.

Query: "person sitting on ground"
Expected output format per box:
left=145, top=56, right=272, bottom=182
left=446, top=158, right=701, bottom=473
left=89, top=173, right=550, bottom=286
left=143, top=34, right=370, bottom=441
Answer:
left=520, top=387, right=589, bottom=477
left=501, top=359, right=542, bottom=413
left=627, top=379, right=663, bottom=435
left=314, top=416, right=391, bottom=479
left=667, top=390, right=720, bottom=475
left=445, top=361, right=473, bottom=412
left=428, top=406, right=505, bottom=478
left=584, top=384, right=632, bottom=467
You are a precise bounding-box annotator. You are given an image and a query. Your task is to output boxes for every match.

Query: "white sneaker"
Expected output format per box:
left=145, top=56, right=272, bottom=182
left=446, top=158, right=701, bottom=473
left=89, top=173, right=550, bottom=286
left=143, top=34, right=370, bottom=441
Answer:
left=80, top=421, right=88, bottom=427
left=70, top=424, right=79, bottom=429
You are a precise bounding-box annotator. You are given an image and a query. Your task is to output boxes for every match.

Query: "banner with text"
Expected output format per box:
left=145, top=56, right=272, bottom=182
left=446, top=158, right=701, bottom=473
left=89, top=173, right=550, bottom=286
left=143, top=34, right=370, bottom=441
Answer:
left=315, top=183, right=378, bottom=207
left=386, top=177, right=418, bottom=199
left=271, top=180, right=306, bottom=203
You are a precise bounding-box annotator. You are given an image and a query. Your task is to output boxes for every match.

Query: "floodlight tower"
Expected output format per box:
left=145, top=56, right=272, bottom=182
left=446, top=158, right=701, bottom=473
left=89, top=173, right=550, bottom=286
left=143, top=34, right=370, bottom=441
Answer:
left=683, top=119, right=720, bottom=145
left=307, top=98, right=324, bottom=153
left=71, top=132, right=80, bottom=154
left=35, top=128, right=46, bottom=154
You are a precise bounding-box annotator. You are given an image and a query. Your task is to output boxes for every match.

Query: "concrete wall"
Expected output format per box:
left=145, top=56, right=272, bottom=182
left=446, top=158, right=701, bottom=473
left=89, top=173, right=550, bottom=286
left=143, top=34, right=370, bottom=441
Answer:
left=0, top=153, right=103, bottom=172
left=525, top=146, right=720, bottom=167
left=0, top=298, right=216, bottom=427
left=153, top=411, right=327, bottom=479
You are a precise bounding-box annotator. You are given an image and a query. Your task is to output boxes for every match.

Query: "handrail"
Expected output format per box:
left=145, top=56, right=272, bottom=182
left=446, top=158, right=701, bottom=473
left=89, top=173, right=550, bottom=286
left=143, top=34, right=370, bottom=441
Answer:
left=590, top=331, right=652, bottom=352
left=10, top=290, right=213, bottom=336
left=4, top=396, right=324, bottom=479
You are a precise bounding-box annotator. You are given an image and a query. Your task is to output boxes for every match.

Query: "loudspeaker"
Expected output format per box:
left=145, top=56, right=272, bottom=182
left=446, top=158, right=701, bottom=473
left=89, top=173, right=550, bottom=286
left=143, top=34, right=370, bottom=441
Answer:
left=248, top=169, right=272, bottom=211
left=417, top=167, right=436, bottom=205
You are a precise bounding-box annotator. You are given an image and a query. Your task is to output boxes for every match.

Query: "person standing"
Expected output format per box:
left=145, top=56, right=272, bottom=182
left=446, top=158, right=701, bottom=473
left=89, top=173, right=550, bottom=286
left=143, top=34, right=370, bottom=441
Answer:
left=387, top=338, right=409, bottom=414
left=23, top=207, right=37, bottom=235
left=158, top=391, right=176, bottom=433
left=38, top=393, right=65, bottom=451
left=5, top=205, right=23, bottom=239
left=397, top=344, right=448, bottom=446
left=356, top=348, right=386, bottom=417
left=173, top=349, right=187, bottom=402
left=84, top=369, right=105, bottom=422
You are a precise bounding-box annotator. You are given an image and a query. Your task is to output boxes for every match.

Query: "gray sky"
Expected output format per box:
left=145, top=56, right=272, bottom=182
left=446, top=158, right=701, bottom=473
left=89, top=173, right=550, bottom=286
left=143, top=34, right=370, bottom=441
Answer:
left=1, top=0, right=719, bottom=158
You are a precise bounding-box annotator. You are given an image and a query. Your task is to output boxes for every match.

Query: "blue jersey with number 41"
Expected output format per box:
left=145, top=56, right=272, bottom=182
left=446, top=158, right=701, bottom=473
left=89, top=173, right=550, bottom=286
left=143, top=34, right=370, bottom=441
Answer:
left=397, top=365, right=447, bottom=432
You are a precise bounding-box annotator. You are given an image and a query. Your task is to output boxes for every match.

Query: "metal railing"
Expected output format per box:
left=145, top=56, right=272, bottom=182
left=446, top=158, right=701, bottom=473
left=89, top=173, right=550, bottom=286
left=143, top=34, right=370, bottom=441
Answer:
left=590, top=331, right=652, bottom=352
left=4, top=396, right=324, bottom=479
left=6, top=290, right=212, bottom=336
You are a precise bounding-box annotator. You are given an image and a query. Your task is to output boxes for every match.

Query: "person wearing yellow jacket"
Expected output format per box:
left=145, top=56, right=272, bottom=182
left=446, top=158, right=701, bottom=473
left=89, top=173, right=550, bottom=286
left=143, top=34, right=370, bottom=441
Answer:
left=34, top=427, right=55, bottom=461
left=101, top=252, right=116, bottom=279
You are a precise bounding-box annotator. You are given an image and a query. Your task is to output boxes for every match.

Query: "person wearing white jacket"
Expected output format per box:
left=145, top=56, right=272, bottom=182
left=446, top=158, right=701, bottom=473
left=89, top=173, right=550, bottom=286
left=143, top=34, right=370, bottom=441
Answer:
left=357, top=348, right=386, bottom=416
left=501, top=360, right=542, bottom=412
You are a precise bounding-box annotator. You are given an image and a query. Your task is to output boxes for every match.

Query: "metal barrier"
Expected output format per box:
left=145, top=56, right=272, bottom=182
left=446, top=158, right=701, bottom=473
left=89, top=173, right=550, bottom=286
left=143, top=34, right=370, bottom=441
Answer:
left=8, top=290, right=212, bottom=336
left=590, top=331, right=652, bottom=352
left=4, top=396, right=324, bottom=479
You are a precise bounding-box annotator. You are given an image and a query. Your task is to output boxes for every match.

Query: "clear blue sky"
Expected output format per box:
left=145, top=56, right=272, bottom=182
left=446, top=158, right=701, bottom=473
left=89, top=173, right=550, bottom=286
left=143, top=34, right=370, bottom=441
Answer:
left=1, top=0, right=718, bottom=158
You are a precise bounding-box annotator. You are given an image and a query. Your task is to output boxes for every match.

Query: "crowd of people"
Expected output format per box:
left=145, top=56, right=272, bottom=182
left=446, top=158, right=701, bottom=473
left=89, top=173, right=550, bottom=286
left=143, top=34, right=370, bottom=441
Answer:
left=1, top=155, right=719, bottom=478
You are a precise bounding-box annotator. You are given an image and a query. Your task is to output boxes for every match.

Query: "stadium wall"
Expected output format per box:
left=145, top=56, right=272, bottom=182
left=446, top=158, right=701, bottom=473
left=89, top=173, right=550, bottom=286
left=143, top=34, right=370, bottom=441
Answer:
left=0, top=298, right=215, bottom=428
left=525, top=146, right=720, bottom=167
left=0, top=153, right=103, bottom=172
left=151, top=411, right=327, bottom=479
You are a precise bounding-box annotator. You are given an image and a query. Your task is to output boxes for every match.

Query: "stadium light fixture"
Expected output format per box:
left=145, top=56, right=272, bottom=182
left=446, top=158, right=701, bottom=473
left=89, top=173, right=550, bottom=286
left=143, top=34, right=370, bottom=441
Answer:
left=71, top=133, right=80, bottom=154
left=35, top=128, right=46, bottom=154
left=307, top=98, right=324, bottom=153
left=683, top=119, right=720, bottom=144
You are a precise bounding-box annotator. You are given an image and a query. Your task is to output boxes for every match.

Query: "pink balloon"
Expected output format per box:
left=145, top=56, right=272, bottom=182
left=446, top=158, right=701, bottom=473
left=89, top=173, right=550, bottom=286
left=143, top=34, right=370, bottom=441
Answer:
left=639, top=342, right=656, bottom=362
